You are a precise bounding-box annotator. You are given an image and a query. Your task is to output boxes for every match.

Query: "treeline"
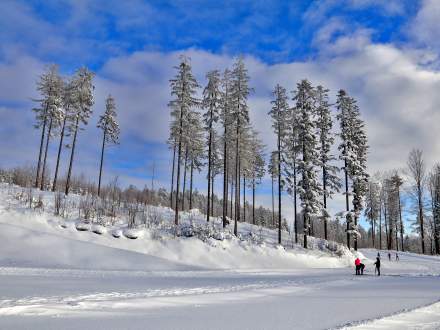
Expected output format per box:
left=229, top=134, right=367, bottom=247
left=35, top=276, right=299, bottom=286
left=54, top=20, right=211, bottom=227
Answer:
left=0, top=164, right=281, bottom=230
left=365, top=149, right=440, bottom=255
left=168, top=56, right=368, bottom=250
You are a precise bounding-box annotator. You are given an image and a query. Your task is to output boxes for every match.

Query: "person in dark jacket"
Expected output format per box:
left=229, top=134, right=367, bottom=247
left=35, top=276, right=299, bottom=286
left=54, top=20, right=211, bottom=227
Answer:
left=374, top=257, right=381, bottom=276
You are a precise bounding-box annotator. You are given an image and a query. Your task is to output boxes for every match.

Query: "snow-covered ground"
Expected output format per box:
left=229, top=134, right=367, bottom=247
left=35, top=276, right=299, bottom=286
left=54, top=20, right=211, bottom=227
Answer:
left=341, top=301, right=440, bottom=329
left=0, top=184, right=439, bottom=329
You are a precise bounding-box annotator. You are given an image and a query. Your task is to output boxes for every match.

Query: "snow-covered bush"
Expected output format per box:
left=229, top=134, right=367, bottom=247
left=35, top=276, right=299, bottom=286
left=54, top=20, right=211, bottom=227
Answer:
left=180, top=224, right=194, bottom=237
left=112, top=229, right=122, bottom=238
left=91, top=224, right=106, bottom=235
left=79, top=194, right=96, bottom=220
left=75, top=221, right=91, bottom=231
left=123, top=228, right=143, bottom=239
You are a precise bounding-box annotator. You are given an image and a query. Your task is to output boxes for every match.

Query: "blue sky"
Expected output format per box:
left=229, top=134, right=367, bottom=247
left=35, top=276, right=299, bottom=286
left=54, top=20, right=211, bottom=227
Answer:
left=1, top=0, right=440, bottom=230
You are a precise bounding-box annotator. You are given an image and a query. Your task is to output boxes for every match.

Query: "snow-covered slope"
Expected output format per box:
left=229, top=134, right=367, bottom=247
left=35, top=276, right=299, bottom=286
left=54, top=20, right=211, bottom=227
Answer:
left=1, top=184, right=440, bottom=330
left=0, top=184, right=353, bottom=271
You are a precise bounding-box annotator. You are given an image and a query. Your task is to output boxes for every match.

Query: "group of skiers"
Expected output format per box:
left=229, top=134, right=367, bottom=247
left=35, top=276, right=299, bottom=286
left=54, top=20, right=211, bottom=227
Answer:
left=354, top=252, right=399, bottom=276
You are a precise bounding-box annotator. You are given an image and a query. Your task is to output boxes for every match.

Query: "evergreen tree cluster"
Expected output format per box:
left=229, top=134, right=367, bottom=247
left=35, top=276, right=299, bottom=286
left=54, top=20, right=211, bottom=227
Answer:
left=32, top=65, right=119, bottom=196
left=168, top=56, right=267, bottom=233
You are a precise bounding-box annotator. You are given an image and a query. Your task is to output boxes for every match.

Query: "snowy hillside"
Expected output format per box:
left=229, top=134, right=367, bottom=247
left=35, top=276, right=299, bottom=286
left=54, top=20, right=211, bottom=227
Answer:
left=0, top=183, right=353, bottom=271
left=1, top=183, right=440, bottom=330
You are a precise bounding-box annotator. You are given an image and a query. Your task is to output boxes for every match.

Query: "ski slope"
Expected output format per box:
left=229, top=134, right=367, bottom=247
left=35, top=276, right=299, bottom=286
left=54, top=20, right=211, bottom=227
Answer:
left=0, top=184, right=439, bottom=329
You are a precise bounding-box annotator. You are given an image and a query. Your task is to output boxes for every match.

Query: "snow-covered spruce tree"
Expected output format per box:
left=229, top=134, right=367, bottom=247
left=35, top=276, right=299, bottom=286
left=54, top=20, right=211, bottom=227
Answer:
left=97, top=94, right=120, bottom=197
left=167, top=135, right=177, bottom=209
left=283, top=100, right=300, bottom=243
left=239, top=124, right=255, bottom=223
left=384, top=172, right=405, bottom=251
left=187, top=112, right=205, bottom=210
left=346, top=96, right=368, bottom=251
left=268, top=151, right=279, bottom=228
left=168, top=56, right=200, bottom=226
left=269, top=84, right=289, bottom=244
left=202, top=70, right=221, bottom=222
left=40, top=71, right=64, bottom=191
left=248, top=131, right=265, bottom=225
left=364, top=179, right=381, bottom=248
left=336, top=90, right=368, bottom=250
left=390, top=173, right=405, bottom=251
left=384, top=176, right=398, bottom=250
left=210, top=130, right=223, bottom=216
left=53, top=78, right=75, bottom=192
left=220, top=68, right=233, bottom=227
left=293, top=80, right=322, bottom=248
left=407, top=149, right=427, bottom=254
left=314, top=85, right=341, bottom=240
left=230, top=57, right=252, bottom=236
left=429, top=165, right=440, bottom=254
left=65, top=67, right=95, bottom=195
left=32, top=64, right=64, bottom=189
left=336, top=90, right=352, bottom=247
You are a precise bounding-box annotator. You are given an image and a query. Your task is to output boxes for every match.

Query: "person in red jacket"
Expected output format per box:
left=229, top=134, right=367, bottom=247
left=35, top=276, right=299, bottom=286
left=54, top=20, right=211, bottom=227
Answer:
left=355, top=258, right=361, bottom=275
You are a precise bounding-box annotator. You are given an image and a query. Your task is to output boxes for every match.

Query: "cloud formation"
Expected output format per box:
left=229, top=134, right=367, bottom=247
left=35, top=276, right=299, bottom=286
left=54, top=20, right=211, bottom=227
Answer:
left=1, top=0, right=440, bottom=225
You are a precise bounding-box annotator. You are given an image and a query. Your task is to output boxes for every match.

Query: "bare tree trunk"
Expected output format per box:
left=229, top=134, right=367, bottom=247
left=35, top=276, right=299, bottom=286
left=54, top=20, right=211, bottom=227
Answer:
left=182, top=147, right=188, bottom=211
left=384, top=200, right=389, bottom=250
left=243, top=175, right=246, bottom=223
left=211, top=174, right=215, bottom=218
left=303, top=143, right=308, bottom=249
left=189, top=159, right=194, bottom=210
left=65, top=117, right=79, bottom=195
left=35, top=109, right=48, bottom=188
left=97, top=129, right=107, bottom=197
left=170, top=142, right=177, bottom=209
left=207, top=127, right=212, bottom=222
left=252, top=178, right=256, bottom=225
left=52, top=116, right=66, bottom=192
left=40, top=118, right=53, bottom=190
left=293, top=160, right=298, bottom=244
left=418, top=186, right=426, bottom=254
left=397, top=188, right=404, bottom=251
left=236, top=157, right=241, bottom=227
left=379, top=201, right=382, bottom=250
left=277, top=129, right=282, bottom=245
left=222, top=129, right=228, bottom=227
left=323, top=166, right=328, bottom=240
left=354, top=214, right=358, bottom=251
left=234, top=125, right=240, bottom=236
left=230, top=177, right=234, bottom=219
left=271, top=174, right=275, bottom=228
left=174, top=141, right=183, bottom=225
left=344, top=158, right=350, bottom=249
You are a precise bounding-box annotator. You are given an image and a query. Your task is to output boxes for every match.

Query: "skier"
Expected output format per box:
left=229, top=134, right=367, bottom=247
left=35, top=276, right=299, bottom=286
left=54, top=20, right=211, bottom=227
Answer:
left=388, top=252, right=391, bottom=261
left=359, top=262, right=365, bottom=275
left=355, top=257, right=361, bottom=275
left=395, top=253, right=399, bottom=261
left=374, top=256, right=381, bottom=276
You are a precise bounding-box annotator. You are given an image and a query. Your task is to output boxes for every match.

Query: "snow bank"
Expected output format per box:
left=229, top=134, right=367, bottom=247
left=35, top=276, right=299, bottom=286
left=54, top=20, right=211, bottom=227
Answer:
left=342, top=301, right=440, bottom=330
left=0, top=184, right=354, bottom=271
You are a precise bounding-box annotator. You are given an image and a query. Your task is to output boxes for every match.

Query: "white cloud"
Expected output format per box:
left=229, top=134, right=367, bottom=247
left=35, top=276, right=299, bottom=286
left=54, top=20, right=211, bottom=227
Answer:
left=3, top=8, right=440, bottom=225
left=409, top=0, right=440, bottom=51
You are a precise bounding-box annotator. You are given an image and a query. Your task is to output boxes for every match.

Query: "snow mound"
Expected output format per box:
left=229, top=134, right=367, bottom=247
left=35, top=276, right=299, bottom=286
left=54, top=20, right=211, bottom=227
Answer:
left=91, top=224, right=106, bottom=235
left=75, top=221, right=91, bottom=232
left=123, top=228, right=144, bottom=239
